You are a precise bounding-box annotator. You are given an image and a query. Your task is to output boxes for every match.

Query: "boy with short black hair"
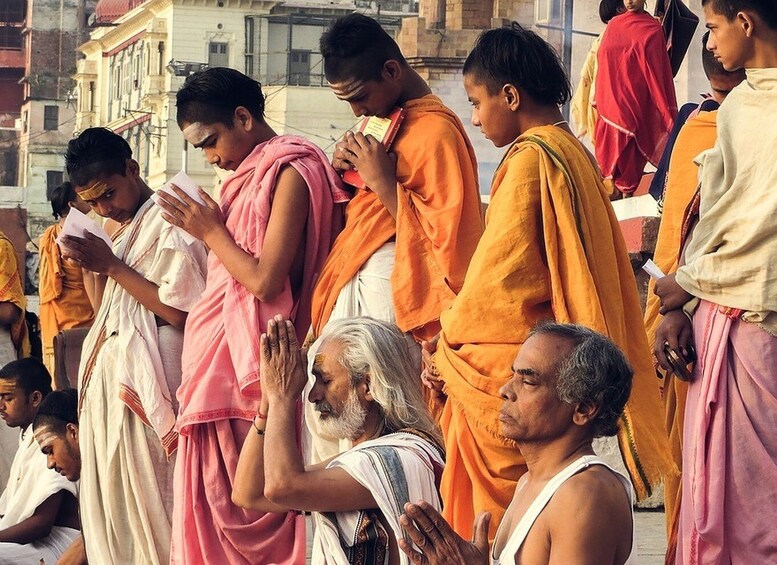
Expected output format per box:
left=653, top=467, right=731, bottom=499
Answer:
left=63, top=127, right=208, bottom=564
left=158, top=66, right=348, bottom=564
left=654, top=1, right=777, bottom=562
left=428, top=24, right=670, bottom=539
left=308, top=12, right=483, bottom=462
left=0, top=359, right=79, bottom=564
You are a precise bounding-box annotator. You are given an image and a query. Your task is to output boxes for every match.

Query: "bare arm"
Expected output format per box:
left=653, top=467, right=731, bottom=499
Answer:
left=0, top=302, right=21, bottom=327
left=0, top=491, right=64, bottom=544
left=158, top=166, right=310, bottom=302
left=61, top=233, right=187, bottom=329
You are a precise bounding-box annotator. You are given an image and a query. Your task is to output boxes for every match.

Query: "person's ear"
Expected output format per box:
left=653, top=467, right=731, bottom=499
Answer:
left=572, top=402, right=599, bottom=427
left=234, top=106, right=254, bottom=132
left=362, top=375, right=374, bottom=402
left=382, top=60, right=402, bottom=82
left=125, top=158, right=141, bottom=178
left=66, top=422, right=79, bottom=442
left=737, top=11, right=755, bottom=38
left=30, top=390, right=43, bottom=409
left=502, top=84, right=521, bottom=112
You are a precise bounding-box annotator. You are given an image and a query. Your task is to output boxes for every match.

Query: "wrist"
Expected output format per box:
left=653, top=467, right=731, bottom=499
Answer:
left=203, top=222, right=229, bottom=249
left=105, top=257, right=125, bottom=278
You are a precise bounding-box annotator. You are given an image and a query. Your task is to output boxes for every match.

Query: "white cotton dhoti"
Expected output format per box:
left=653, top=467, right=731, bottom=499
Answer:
left=0, top=526, right=79, bottom=564
left=79, top=327, right=182, bottom=565
left=0, top=328, right=18, bottom=491
left=303, top=243, right=420, bottom=464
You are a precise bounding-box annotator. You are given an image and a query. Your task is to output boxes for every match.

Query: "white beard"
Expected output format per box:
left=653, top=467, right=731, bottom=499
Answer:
left=317, top=387, right=367, bottom=441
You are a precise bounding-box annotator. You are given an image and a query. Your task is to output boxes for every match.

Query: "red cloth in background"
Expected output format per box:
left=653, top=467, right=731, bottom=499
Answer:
left=594, top=11, right=677, bottom=194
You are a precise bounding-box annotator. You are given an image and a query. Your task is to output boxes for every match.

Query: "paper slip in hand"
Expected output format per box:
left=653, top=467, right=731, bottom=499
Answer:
left=56, top=208, right=113, bottom=250
left=151, top=170, right=205, bottom=244
left=642, top=259, right=666, bottom=280
left=151, top=170, right=206, bottom=206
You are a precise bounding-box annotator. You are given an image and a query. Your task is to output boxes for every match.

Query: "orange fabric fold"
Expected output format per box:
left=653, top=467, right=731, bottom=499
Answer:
left=435, top=125, right=672, bottom=540
left=642, top=111, right=718, bottom=554
left=0, top=230, right=29, bottom=358
left=38, top=224, right=94, bottom=373
left=310, top=95, right=483, bottom=342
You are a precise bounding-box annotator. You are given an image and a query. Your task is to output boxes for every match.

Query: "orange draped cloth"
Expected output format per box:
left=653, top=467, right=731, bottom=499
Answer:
left=435, top=125, right=672, bottom=540
left=642, top=110, right=718, bottom=560
left=38, top=224, right=94, bottom=373
left=0, top=230, right=29, bottom=358
left=310, top=94, right=483, bottom=342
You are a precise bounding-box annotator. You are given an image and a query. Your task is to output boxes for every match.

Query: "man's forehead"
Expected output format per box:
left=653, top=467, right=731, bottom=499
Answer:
left=182, top=122, right=215, bottom=146
left=76, top=179, right=110, bottom=201
left=34, top=426, right=60, bottom=448
left=514, top=334, right=575, bottom=375
left=328, top=78, right=369, bottom=101
left=0, top=379, right=17, bottom=395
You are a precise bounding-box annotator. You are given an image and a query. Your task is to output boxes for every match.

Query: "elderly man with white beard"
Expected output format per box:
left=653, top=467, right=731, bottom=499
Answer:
left=233, top=315, right=445, bottom=565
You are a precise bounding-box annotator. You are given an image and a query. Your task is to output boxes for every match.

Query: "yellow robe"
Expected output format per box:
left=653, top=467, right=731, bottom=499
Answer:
left=38, top=224, right=94, bottom=374
left=0, top=230, right=29, bottom=358
left=642, top=110, right=718, bottom=551
left=571, top=33, right=603, bottom=144
left=435, top=125, right=672, bottom=539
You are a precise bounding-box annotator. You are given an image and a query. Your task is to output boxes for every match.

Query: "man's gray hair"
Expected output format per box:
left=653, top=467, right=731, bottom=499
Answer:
left=319, top=317, right=440, bottom=441
left=529, top=321, right=633, bottom=437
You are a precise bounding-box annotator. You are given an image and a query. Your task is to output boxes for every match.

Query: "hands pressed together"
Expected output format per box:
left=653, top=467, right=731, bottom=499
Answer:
left=259, top=315, right=308, bottom=404
left=157, top=185, right=226, bottom=245
left=333, top=131, right=398, bottom=198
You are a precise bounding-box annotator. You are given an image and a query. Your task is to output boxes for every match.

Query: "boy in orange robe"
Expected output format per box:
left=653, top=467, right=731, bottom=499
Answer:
left=429, top=25, right=672, bottom=540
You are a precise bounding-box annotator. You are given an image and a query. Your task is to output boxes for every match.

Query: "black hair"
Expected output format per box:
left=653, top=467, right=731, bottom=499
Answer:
left=702, top=0, right=777, bottom=29
left=0, top=358, right=53, bottom=398
left=176, top=67, right=265, bottom=128
left=49, top=181, right=78, bottom=220
left=463, top=24, right=572, bottom=107
left=599, top=0, right=625, bottom=23
left=320, top=13, right=405, bottom=83
left=32, top=388, right=78, bottom=436
left=65, top=128, right=132, bottom=188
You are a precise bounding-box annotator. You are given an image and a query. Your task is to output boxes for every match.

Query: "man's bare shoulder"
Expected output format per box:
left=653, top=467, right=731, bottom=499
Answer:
left=548, top=465, right=631, bottom=519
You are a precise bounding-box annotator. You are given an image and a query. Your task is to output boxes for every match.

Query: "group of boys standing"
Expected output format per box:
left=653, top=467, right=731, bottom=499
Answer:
left=0, top=1, right=775, bottom=563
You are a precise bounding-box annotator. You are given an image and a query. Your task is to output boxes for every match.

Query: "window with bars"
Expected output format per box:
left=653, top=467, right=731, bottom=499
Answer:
left=208, top=42, right=229, bottom=68
left=288, top=50, right=311, bottom=86
left=44, top=106, right=59, bottom=131
left=46, top=170, right=64, bottom=199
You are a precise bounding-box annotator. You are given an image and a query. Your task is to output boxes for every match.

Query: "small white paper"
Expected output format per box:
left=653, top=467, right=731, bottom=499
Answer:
left=151, top=170, right=205, bottom=244
left=642, top=259, right=666, bottom=280
left=56, top=207, right=113, bottom=251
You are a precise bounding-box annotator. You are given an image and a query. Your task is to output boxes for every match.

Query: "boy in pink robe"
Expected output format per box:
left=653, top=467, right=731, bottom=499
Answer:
left=158, top=68, right=349, bottom=564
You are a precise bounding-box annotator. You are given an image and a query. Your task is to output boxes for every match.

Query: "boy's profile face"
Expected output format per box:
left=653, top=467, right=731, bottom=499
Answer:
left=76, top=161, right=145, bottom=224
left=464, top=74, right=519, bottom=148
left=704, top=3, right=751, bottom=71
left=35, top=424, right=81, bottom=482
left=329, top=64, right=402, bottom=118
left=182, top=110, right=256, bottom=171
left=0, top=378, right=37, bottom=429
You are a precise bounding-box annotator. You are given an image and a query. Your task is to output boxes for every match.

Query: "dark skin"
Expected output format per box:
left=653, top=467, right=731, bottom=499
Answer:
left=0, top=303, right=21, bottom=327
left=330, top=59, right=430, bottom=219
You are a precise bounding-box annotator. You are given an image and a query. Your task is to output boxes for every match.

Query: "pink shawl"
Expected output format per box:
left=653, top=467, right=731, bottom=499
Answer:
left=177, top=135, right=349, bottom=430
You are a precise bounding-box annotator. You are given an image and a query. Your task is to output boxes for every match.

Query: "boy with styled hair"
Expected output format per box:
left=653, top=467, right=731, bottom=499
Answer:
left=0, top=359, right=79, bottom=564
left=158, top=66, right=348, bottom=564
left=63, top=127, right=208, bottom=564
left=307, top=12, right=483, bottom=462
left=427, top=24, right=670, bottom=539
left=654, top=1, right=777, bottom=562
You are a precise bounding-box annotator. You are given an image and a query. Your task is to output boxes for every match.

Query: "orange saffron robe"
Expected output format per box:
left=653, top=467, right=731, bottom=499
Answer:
left=642, top=110, right=719, bottom=557
left=435, top=125, right=672, bottom=539
left=309, top=95, right=484, bottom=342
left=38, top=224, right=94, bottom=373
left=0, top=230, right=29, bottom=358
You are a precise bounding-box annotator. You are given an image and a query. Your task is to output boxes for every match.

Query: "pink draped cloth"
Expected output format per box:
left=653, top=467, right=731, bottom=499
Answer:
left=172, top=135, right=349, bottom=564
left=677, top=300, right=777, bottom=564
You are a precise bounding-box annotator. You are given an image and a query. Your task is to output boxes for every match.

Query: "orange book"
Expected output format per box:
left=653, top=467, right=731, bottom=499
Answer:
left=342, top=107, right=406, bottom=190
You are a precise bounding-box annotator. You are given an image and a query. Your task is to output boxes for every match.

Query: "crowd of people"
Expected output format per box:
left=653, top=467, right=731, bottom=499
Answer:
left=0, top=0, right=775, bottom=563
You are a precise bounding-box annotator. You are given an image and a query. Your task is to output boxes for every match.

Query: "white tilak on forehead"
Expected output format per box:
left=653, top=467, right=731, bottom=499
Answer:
left=329, top=79, right=368, bottom=101
left=182, top=122, right=214, bottom=146
left=34, top=427, right=59, bottom=449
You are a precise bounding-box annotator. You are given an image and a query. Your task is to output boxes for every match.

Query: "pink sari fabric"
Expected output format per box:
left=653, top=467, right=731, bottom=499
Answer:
left=173, top=135, right=348, bottom=564
left=677, top=300, right=777, bottom=564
